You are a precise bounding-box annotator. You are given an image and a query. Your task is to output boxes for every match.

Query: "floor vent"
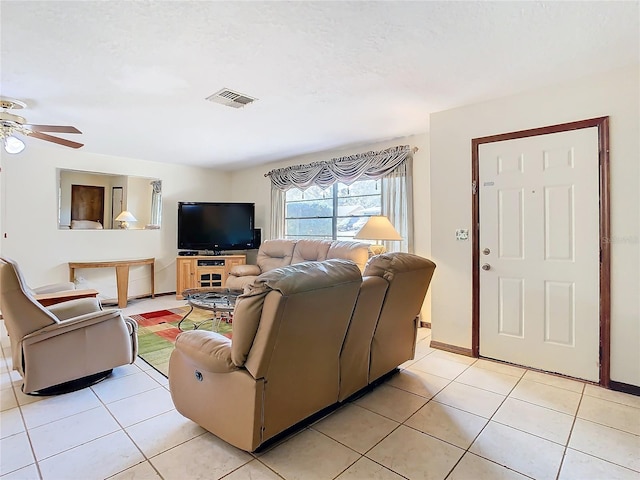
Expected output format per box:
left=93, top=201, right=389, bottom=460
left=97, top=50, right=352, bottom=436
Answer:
left=205, top=88, right=257, bottom=109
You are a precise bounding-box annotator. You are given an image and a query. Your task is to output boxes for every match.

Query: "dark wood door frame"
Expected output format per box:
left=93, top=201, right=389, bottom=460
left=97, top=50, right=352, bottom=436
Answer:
left=471, top=116, right=611, bottom=387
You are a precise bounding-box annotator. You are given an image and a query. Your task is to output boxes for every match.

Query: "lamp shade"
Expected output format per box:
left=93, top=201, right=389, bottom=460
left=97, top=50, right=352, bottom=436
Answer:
left=354, top=215, right=402, bottom=241
left=115, top=211, right=137, bottom=222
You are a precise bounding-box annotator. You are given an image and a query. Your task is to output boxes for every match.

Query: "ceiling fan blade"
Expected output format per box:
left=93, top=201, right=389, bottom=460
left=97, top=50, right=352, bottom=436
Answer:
left=28, top=124, right=82, bottom=134
left=28, top=131, right=84, bottom=149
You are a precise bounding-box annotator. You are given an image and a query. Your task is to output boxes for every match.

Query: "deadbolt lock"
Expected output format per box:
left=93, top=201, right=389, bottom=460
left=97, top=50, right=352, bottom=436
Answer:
left=482, top=248, right=491, bottom=255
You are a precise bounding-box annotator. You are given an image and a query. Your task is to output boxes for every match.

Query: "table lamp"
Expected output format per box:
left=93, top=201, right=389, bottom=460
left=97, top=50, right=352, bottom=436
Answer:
left=115, top=210, right=137, bottom=229
left=354, top=215, right=402, bottom=254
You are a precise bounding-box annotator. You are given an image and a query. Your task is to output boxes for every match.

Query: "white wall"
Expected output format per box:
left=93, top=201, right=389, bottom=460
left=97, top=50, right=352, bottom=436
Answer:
left=125, top=175, right=153, bottom=230
left=0, top=143, right=231, bottom=301
left=229, top=133, right=432, bottom=317
left=430, top=65, right=640, bottom=386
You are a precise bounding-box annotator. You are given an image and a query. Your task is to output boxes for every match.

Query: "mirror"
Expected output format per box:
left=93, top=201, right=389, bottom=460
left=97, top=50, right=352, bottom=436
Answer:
left=58, top=169, right=162, bottom=230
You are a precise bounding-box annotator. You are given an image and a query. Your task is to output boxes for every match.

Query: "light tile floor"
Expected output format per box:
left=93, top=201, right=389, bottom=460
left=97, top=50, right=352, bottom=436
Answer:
left=1, top=296, right=639, bottom=480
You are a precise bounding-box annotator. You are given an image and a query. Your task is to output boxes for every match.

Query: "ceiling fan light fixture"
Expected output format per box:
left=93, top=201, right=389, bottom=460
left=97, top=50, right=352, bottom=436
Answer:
left=0, top=97, right=84, bottom=150
left=4, top=135, right=25, bottom=154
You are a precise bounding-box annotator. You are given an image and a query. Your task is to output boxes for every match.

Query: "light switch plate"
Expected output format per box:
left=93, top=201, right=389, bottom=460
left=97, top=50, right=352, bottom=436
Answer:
left=456, top=229, right=469, bottom=240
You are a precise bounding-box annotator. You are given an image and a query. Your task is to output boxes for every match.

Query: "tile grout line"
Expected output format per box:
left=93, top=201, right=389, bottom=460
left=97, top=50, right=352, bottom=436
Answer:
left=7, top=358, right=45, bottom=479
left=91, top=366, right=166, bottom=480
left=396, top=355, right=482, bottom=479
left=313, top=419, right=410, bottom=480
left=0, top=346, right=39, bottom=478
left=328, top=357, right=486, bottom=479
left=559, top=418, right=640, bottom=474
left=555, top=383, right=586, bottom=480
left=307, top=380, right=431, bottom=479
left=441, top=363, right=540, bottom=480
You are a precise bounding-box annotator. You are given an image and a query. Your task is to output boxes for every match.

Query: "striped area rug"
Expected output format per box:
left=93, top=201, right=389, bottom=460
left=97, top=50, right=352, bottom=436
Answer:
left=131, top=306, right=233, bottom=377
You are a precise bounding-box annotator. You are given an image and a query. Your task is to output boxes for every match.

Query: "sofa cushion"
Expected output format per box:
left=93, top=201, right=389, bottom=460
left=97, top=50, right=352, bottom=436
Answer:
left=364, top=253, right=437, bottom=382
left=231, top=259, right=362, bottom=371
left=243, top=259, right=362, bottom=410
left=364, top=251, right=436, bottom=280
left=255, top=258, right=361, bottom=295
left=327, top=240, right=370, bottom=272
left=256, top=239, right=296, bottom=272
left=230, top=288, right=271, bottom=367
left=229, top=265, right=261, bottom=277
left=291, top=239, right=331, bottom=265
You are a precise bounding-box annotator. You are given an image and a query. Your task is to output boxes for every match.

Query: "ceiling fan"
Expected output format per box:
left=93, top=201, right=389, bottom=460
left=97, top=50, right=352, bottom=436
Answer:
left=0, top=97, right=83, bottom=153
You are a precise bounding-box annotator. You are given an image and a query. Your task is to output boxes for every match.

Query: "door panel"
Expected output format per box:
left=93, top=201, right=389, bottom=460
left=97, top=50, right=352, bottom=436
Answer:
left=498, top=277, right=524, bottom=337
left=544, top=280, right=574, bottom=345
left=71, top=184, right=105, bottom=224
left=479, top=127, right=600, bottom=381
left=498, top=189, right=524, bottom=259
left=544, top=185, right=574, bottom=261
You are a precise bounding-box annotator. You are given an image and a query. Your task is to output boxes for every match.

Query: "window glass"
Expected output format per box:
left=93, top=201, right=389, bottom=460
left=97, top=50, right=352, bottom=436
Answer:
left=285, top=218, right=333, bottom=239
left=285, top=198, right=333, bottom=219
left=284, top=179, right=381, bottom=240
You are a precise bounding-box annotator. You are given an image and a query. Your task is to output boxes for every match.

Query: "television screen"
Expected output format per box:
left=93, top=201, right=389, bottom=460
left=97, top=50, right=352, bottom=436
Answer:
left=178, top=202, right=256, bottom=252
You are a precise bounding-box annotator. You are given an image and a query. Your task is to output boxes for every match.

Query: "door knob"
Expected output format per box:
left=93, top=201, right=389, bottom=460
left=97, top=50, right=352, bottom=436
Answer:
left=481, top=263, right=491, bottom=271
left=482, top=248, right=491, bottom=255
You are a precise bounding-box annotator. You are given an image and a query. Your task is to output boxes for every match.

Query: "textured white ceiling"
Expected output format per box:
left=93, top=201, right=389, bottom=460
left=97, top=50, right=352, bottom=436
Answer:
left=1, top=1, right=638, bottom=169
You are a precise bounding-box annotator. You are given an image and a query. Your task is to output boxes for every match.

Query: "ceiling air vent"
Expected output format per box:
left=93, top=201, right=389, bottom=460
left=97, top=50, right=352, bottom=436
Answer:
left=205, top=88, right=257, bottom=109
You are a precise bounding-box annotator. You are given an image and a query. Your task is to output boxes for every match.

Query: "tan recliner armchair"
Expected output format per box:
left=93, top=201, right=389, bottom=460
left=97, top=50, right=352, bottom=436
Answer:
left=0, top=257, right=138, bottom=395
left=169, top=259, right=362, bottom=451
left=339, top=252, right=437, bottom=400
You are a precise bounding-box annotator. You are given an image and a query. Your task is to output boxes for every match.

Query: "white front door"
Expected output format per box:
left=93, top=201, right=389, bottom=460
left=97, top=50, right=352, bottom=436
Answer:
left=479, top=127, right=600, bottom=381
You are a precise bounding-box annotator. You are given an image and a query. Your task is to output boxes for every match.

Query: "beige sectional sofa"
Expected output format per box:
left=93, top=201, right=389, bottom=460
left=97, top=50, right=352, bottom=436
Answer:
left=169, top=252, right=436, bottom=452
left=225, top=238, right=372, bottom=290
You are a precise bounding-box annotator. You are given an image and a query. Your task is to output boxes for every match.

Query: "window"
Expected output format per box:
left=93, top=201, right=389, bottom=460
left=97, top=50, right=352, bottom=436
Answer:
left=284, top=179, right=381, bottom=240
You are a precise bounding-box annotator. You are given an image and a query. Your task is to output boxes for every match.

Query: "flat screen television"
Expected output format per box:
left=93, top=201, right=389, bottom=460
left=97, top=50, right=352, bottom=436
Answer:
left=178, top=202, right=256, bottom=253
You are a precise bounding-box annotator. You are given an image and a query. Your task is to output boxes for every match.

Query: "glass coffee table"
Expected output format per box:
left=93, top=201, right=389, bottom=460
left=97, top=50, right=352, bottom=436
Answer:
left=178, top=287, right=243, bottom=332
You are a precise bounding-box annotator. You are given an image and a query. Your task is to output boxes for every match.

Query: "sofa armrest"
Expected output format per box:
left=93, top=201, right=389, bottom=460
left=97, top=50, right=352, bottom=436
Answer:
left=174, top=330, right=238, bottom=373
left=229, top=264, right=261, bottom=277
left=47, top=297, right=103, bottom=320
left=22, top=309, right=126, bottom=345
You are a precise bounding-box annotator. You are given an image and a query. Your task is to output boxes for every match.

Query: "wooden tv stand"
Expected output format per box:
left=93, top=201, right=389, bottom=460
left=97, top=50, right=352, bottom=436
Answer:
left=176, top=254, right=246, bottom=299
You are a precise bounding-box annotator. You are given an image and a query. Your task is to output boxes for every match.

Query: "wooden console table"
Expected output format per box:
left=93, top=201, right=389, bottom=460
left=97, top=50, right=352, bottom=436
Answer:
left=69, top=258, right=155, bottom=308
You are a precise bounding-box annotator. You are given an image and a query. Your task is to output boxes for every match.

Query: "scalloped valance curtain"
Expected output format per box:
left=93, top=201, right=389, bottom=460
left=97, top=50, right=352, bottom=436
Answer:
left=265, top=145, right=416, bottom=191
left=266, top=145, right=416, bottom=253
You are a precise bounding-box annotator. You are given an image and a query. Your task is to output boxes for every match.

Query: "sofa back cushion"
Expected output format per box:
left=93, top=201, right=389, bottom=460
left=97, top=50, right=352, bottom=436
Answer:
left=256, top=239, right=296, bottom=272
left=338, top=274, right=388, bottom=401
left=234, top=259, right=362, bottom=442
left=230, top=289, right=271, bottom=367
left=0, top=259, right=59, bottom=339
left=365, top=253, right=436, bottom=381
left=291, top=239, right=331, bottom=265
left=327, top=240, right=370, bottom=272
